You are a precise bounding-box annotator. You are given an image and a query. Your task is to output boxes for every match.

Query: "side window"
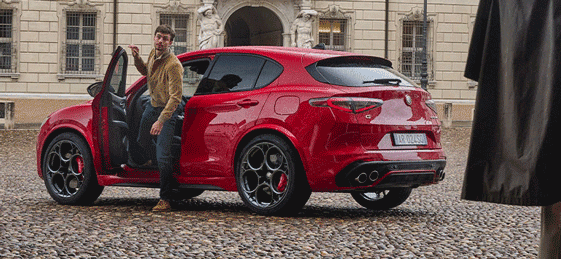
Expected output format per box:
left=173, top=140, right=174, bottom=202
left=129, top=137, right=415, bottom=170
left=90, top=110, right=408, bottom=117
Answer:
left=140, top=59, right=210, bottom=97
left=196, top=55, right=265, bottom=95
left=182, top=59, right=209, bottom=96
left=255, top=61, right=283, bottom=88
left=108, top=54, right=127, bottom=96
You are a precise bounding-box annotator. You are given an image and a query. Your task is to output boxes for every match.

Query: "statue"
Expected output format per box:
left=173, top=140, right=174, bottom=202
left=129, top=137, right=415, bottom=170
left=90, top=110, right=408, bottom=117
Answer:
left=290, top=10, right=317, bottom=48
left=197, top=5, right=222, bottom=50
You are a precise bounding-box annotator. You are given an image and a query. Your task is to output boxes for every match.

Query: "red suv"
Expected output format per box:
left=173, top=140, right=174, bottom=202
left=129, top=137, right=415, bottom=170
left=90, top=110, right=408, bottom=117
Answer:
left=37, top=46, right=446, bottom=215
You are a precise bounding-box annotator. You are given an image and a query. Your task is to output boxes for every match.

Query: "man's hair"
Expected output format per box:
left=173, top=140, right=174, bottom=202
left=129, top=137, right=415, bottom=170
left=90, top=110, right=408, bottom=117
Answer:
left=155, top=24, right=175, bottom=41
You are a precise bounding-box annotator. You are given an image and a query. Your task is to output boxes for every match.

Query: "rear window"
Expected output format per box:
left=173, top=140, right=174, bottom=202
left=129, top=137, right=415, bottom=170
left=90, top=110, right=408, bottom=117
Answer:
left=306, top=56, right=418, bottom=87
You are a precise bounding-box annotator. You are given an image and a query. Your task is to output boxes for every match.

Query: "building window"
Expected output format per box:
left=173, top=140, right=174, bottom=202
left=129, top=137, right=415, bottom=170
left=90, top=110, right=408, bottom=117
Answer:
left=319, top=19, right=346, bottom=51
left=0, top=9, right=13, bottom=73
left=63, top=11, right=97, bottom=75
left=401, top=19, right=432, bottom=80
left=160, top=13, right=190, bottom=55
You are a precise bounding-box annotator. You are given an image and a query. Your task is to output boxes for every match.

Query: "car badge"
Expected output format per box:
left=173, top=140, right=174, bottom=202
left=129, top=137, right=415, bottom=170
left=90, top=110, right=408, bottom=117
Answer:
left=405, top=95, right=412, bottom=106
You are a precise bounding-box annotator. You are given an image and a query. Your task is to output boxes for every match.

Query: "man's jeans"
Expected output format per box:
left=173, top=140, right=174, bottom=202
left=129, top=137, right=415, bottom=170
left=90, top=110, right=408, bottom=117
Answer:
left=137, top=103, right=179, bottom=201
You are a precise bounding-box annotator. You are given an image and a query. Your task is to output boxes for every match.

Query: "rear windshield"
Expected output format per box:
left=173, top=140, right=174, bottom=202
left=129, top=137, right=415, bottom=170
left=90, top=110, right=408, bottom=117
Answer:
left=306, top=56, right=418, bottom=87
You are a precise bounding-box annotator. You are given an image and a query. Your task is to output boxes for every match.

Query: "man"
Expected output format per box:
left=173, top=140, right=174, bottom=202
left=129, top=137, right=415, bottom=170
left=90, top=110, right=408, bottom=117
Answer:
left=129, top=24, right=184, bottom=212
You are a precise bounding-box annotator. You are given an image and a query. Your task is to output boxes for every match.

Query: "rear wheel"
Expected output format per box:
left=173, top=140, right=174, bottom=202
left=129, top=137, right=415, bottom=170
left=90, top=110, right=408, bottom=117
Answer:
left=351, top=188, right=412, bottom=210
left=236, top=134, right=310, bottom=216
left=42, top=133, right=104, bottom=205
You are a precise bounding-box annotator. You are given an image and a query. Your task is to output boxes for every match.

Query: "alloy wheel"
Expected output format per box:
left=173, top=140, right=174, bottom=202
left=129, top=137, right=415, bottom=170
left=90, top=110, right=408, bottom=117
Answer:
left=239, top=142, right=289, bottom=209
left=45, top=140, right=85, bottom=198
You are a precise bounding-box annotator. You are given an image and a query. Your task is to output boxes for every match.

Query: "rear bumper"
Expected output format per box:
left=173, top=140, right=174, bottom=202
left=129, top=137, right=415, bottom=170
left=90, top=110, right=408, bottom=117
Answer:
left=335, top=159, right=446, bottom=188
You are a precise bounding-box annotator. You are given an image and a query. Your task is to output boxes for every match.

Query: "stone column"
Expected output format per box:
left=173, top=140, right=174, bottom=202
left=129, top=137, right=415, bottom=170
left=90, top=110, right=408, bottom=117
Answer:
left=282, top=33, right=291, bottom=47
left=299, top=0, right=312, bottom=10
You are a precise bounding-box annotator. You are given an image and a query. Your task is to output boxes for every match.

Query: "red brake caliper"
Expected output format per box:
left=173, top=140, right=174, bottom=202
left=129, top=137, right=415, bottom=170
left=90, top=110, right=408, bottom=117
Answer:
left=277, top=174, right=287, bottom=192
left=75, top=156, right=84, bottom=174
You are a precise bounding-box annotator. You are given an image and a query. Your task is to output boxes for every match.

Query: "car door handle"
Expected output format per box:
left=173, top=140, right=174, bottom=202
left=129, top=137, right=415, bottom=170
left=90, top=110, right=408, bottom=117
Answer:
left=237, top=99, right=259, bottom=108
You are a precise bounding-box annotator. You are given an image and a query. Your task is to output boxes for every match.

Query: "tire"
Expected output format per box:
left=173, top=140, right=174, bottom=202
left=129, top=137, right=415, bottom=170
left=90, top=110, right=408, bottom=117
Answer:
left=42, top=132, right=104, bottom=205
left=236, top=134, right=311, bottom=216
left=351, top=188, right=412, bottom=210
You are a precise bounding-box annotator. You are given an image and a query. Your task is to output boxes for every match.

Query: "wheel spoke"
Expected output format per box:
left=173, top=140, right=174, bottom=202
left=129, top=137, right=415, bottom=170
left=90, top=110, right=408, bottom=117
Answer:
left=264, top=146, right=284, bottom=171
left=254, top=182, right=274, bottom=205
left=240, top=169, right=261, bottom=194
left=64, top=175, right=80, bottom=195
left=246, top=145, right=265, bottom=170
left=47, top=151, right=62, bottom=173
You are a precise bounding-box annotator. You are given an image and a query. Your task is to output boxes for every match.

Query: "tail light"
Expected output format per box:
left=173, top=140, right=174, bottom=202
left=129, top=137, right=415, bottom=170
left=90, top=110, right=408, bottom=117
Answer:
left=309, top=97, right=383, bottom=113
left=425, top=99, right=437, bottom=113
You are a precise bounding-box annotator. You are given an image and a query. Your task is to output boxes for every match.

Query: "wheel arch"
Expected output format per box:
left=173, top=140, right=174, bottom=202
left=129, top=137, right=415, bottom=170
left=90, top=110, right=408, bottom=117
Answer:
left=234, top=126, right=310, bottom=185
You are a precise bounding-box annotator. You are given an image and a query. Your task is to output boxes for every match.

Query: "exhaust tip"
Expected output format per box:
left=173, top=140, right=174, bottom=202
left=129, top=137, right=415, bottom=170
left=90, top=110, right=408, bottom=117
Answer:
left=369, top=170, right=379, bottom=182
left=355, top=172, right=368, bottom=184
left=437, top=170, right=445, bottom=181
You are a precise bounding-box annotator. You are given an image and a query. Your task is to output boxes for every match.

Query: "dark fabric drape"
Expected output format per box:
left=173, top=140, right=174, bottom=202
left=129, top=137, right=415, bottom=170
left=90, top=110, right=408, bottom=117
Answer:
left=462, top=0, right=561, bottom=206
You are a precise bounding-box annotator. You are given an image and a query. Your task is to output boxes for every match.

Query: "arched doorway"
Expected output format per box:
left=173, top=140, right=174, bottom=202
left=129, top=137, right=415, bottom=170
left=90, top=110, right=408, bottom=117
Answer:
left=225, top=6, right=283, bottom=46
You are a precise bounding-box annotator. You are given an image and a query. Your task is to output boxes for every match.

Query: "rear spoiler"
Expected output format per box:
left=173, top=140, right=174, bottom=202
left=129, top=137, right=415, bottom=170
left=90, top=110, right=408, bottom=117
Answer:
left=314, top=55, right=393, bottom=68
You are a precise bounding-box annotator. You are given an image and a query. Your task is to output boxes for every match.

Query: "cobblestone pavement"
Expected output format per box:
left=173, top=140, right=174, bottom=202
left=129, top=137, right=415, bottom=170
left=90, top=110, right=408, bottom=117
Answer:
left=0, top=129, right=540, bottom=258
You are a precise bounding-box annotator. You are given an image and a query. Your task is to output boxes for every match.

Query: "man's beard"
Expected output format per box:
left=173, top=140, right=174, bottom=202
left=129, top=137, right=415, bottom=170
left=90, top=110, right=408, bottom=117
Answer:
left=155, top=44, right=166, bottom=51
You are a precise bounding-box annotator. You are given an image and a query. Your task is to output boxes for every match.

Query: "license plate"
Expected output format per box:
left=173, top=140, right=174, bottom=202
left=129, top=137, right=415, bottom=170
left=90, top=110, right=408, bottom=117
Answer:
left=393, top=133, right=428, bottom=146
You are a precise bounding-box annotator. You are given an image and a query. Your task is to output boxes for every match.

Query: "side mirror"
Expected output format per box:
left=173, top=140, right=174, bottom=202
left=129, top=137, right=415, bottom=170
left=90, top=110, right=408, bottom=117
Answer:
left=87, top=82, right=103, bottom=97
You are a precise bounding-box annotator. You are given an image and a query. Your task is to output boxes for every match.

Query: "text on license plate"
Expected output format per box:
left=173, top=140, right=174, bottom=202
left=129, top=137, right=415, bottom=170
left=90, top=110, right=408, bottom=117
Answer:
left=393, top=133, right=428, bottom=146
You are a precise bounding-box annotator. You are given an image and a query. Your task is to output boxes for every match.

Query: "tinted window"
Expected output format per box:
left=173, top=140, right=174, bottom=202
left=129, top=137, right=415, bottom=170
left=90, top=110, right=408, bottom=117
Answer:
left=108, top=54, right=126, bottom=96
left=196, top=55, right=265, bottom=94
left=306, top=56, right=418, bottom=88
left=255, top=61, right=283, bottom=88
left=183, top=59, right=209, bottom=96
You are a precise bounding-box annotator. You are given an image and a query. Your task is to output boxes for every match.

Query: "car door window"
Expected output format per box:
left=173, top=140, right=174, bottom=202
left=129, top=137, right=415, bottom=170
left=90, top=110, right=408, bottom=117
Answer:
left=183, top=59, right=210, bottom=96
left=138, top=59, right=210, bottom=98
left=108, top=54, right=127, bottom=97
left=196, top=55, right=265, bottom=95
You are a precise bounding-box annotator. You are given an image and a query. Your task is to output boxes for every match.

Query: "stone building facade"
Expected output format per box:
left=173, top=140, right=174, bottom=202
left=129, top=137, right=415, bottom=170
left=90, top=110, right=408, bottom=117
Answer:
left=0, top=0, right=479, bottom=128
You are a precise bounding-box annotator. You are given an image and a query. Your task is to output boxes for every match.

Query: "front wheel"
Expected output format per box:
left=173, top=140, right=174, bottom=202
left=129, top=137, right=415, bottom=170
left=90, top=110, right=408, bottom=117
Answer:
left=351, top=188, right=412, bottom=210
left=42, top=133, right=103, bottom=205
left=236, top=134, right=310, bottom=216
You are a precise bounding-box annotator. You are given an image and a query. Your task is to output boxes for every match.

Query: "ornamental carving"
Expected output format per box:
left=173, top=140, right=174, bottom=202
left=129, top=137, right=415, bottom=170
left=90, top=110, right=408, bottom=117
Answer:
left=69, top=0, right=93, bottom=7
left=402, top=8, right=433, bottom=22
left=218, top=0, right=296, bottom=21
left=157, top=0, right=192, bottom=13
left=318, top=5, right=351, bottom=19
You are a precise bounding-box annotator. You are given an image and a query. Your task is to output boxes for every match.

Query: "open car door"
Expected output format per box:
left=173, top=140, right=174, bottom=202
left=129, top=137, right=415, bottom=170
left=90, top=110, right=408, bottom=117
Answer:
left=92, top=46, right=128, bottom=170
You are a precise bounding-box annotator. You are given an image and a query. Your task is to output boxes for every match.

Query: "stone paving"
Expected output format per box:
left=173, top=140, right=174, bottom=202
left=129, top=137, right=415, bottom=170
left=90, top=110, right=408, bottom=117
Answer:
left=0, top=128, right=540, bottom=258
